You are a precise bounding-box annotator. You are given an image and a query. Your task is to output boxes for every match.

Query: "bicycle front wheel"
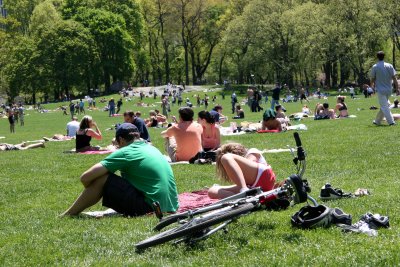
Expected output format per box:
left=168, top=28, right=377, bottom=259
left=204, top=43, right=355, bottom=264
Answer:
left=135, top=202, right=256, bottom=250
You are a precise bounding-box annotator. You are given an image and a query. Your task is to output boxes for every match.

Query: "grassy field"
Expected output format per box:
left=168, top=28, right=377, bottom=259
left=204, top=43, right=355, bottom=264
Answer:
left=1, top=89, right=400, bottom=266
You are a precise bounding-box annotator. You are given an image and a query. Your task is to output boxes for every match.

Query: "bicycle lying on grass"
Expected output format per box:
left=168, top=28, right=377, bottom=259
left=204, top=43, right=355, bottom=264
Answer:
left=136, top=132, right=317, bottom=250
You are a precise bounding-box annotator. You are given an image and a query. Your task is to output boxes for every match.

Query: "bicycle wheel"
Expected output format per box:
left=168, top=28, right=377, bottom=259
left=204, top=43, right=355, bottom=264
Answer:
left=287, top=175, right=308, bottom=203
left=135, top=202, right=255, bottom=250
left=154, top=213, right=190, bottom=231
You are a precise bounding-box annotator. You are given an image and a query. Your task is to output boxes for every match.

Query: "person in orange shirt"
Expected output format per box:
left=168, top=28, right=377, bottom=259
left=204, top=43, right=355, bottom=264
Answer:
left=161, top=107, right=203, bottom=162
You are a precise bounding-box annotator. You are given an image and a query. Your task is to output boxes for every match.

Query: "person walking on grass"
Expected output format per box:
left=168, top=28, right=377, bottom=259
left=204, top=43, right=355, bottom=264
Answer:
left=18, top=104, right=25, bottom=126
left=370, top=51, right=399, bottom=126
left=8, top=109, right=15, bottom=133
left=116, top=98, right=123, bottom=114
left=61, top=123, right=178, bottom=217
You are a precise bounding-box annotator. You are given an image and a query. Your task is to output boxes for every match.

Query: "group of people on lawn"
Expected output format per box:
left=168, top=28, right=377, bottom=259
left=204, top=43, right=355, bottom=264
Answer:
left=61, top=104, right=279, bottom=217
left=3, top=51, right=396, bottom=218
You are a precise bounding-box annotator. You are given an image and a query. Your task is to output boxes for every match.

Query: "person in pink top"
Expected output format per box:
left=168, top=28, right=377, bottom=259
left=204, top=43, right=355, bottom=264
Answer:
left=198, top=110, right=221, bottom=151
left=161, top=107, right=203, bottom=162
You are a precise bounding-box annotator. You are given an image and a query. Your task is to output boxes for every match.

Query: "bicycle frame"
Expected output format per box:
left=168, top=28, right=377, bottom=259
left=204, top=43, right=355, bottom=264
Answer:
left=136, top=132, right=317, bottom=250
left=154, top=132, right=316, bottom=230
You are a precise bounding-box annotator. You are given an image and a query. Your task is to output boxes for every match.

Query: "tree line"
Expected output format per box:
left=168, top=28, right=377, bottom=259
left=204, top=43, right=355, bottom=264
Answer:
left=0, top=0, right=399, bottom=103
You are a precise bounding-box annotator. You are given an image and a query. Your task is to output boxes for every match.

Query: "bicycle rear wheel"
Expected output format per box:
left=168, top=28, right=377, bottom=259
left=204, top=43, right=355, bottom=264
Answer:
left=135, top=202, right=255, bottom=250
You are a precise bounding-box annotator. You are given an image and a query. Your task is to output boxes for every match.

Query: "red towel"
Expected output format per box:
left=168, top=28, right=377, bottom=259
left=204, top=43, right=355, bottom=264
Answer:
left=177, top=190, right=218, bottom=212
left=257, top=129, right=280, bottom=133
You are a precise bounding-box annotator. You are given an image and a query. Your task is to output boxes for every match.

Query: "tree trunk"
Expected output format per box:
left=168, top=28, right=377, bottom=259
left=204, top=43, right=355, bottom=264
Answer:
left=32, top=92, right=36, bottom=104
left=104, top=71, right=110, bottom=92
left=190, top=47, right=196, bottom=84
left=393, top=35, right=396, bottom=70
left=323, top=61, right=331, bottom=88
left=332, top=60, right=338, bottom=89
left=218, top=53, right=225, bottom=84
left=181, top=4, right=190, bottom=86
left=164, top=42, right=170, bottom=84
left=304, top=69, right=309, bottom=87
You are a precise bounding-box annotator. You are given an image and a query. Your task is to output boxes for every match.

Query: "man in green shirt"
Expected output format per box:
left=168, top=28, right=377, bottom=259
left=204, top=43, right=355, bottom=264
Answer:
left=62, top=123, right=179, bottom=216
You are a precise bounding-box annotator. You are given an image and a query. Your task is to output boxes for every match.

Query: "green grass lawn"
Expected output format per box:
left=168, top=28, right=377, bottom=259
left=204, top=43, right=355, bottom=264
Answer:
left=1, top=90, right=400, bottom=266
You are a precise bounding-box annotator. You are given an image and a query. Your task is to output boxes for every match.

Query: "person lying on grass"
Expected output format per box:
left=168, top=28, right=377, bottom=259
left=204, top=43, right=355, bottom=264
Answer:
left=261, top=108, right=283, bottom=131
left=61, top=123, right=179, bottom=217
left=0, top=141, right=45, bottom=151
left=208, top=143, right=276, bottom=199
left=43, top=135, right=73, bottom=141
left=75, top=115, right=103, bottom=152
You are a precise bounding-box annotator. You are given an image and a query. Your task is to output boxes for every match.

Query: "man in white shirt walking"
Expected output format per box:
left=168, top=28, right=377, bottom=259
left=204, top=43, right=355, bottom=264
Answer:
left=370, top=51, right=399, bottom=126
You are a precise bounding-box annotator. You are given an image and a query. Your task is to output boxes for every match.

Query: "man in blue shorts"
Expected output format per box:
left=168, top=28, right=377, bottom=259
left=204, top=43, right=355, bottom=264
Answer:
left=62, top=123, right=179, bottom=216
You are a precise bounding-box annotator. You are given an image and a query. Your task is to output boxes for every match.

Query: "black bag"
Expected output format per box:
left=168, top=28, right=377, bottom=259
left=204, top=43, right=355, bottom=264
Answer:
left=189, top=151, right=217, bottom=164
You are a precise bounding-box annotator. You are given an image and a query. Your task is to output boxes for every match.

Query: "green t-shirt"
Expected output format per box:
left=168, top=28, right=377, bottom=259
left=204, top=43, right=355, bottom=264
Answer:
left=100, top=141, right=179, bottom=212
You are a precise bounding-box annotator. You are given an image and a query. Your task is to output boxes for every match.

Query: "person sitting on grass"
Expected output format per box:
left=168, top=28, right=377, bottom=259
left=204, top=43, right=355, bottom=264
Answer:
left=261, top=108, right=283, bottom=132
left=391, top=99, right=399, bottom=109
left=314, top=103, right=335, bottom=120
left=198, top=110, right=221, bottom=152
left=61, top=123, right=179, bottom=217
left=210, top=105, right=227, bottom=124
left=75, top=115, right=103, bottom=152
left=66, top=116, right=80, bottom=137
left=145, top=110, right=159, bottom=128
left=275, top=104, right=290, bottom=128
left=123, top=110, right=151, bottom=142
left=208, top=143, right=276, bottom=199
left=161, top=107, right=203, bottom=162
left=232, top=105, right=245, bottom=119
left=0, top=141, right=45, bottom=151
left=335, top=96, right=349, bottom=118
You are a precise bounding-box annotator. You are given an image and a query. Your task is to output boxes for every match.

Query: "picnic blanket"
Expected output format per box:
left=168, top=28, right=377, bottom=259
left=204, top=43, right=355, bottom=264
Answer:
left=82, top=190, right=218, bottom=218
left=177, top=190, right=218, bottom=212
left=287, top=124, right=308, bottom=131
left=219, top=126, right=247, bottom=136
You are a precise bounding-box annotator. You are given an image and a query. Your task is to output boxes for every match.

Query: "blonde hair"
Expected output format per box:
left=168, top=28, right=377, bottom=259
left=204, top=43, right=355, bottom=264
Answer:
left=216, top=143, right=247, bottom=182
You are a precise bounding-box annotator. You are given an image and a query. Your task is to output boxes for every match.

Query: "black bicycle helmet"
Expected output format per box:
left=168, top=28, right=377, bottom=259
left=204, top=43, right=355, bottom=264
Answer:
left=291, top=205, right=332, bottom=229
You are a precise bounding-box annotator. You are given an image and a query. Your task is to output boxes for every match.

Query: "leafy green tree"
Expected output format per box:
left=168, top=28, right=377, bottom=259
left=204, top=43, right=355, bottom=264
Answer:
left=35, top=19, right=98, bottom=99
left=3, top=0, right=41, bottom=34
left=74, top=8, right=135, bottom=91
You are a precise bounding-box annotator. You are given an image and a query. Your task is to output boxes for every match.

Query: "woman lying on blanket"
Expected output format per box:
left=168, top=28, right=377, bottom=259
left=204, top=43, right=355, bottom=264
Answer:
left=198, top=110, right=221, bottom=151
left=208, top=143, right=276, bottom=199
left=43, top=134, right=73, bottom=141
left=75, top=115, right=103, bottom=152
left=0, top=141, right=44, bottom=151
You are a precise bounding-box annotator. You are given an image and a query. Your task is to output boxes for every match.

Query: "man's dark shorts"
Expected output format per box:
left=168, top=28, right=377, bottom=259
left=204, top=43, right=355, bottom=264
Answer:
left=102, top=173, right=153, bottom=216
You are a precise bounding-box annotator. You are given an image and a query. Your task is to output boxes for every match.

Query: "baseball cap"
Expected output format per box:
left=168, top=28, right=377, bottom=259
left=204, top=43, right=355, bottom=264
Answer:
left=115, top=123, right=138, bottom=138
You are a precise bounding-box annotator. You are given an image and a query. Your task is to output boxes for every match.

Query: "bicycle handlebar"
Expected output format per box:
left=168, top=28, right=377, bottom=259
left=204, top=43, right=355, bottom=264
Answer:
left=293, top=132, right=302, bottom=147
left=294, top=132, right=306, bottom=161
